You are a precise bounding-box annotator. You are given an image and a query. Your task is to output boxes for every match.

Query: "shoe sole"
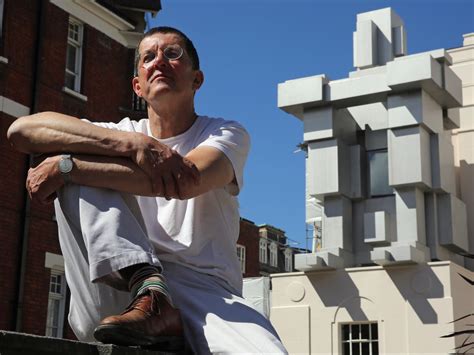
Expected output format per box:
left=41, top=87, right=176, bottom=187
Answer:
left=93, top=324, right=184, bottom=351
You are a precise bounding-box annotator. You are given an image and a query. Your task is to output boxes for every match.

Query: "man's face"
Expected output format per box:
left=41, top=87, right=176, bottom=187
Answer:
left=132, top=32, right=203, bottom=103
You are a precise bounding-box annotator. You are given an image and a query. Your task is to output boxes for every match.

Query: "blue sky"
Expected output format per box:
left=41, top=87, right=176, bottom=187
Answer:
left=151, top=0, right=473, bottom=248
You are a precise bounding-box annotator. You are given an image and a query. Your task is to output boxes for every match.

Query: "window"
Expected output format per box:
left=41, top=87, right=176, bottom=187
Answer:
left=284, top=248, right=293, bottom=272
left=65, top=18, right=84, bottom=92
left=341, top=323, right=379, bottom=355
left=259, top=239, right=267, bottom=263
left=45, top=272, right=66, bottom=338
left=236, top=244, right=246, bottom=274
left=269, top=242, right=278, bottom=267
left=367, top=150, right=393, bottom=197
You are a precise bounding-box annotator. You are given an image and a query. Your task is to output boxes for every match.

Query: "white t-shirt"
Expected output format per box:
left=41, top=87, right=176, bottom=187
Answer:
left=85, top=116, right=250, bottom=292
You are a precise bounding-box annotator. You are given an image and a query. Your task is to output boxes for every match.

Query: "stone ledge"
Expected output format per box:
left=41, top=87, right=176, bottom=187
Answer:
left=0, top=331, right=183, bottom=355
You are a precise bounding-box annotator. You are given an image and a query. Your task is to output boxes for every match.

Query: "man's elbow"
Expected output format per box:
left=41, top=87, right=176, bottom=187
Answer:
left=7, top=116, right=30, bottom=152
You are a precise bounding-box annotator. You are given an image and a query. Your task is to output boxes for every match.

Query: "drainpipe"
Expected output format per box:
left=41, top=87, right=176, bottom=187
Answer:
left=14, top=0, right=45, bottom=331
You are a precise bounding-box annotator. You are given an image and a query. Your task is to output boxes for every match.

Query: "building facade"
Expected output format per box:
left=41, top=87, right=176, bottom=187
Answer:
left=273, top=8, right=473, bottom=354
left=237, top=218, right=303, bottom=278
left=0, top=0, right=160, bottom=339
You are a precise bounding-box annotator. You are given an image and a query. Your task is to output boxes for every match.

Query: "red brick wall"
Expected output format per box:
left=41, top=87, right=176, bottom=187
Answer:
left=237, top=219, right=260, bottom=278
left=0, top=0, right=140, bottom=340
left=0, top=110, right=29, bottom=331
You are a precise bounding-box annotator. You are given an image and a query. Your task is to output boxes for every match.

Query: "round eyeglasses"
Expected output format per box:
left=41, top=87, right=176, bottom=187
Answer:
left=141, top=44, right=184, bottom=68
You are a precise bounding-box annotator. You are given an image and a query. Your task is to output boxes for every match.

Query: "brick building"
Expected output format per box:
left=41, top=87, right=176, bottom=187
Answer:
left=237, top=218, right=303, bottom=278
left=0, top=0, right=160, bottom=339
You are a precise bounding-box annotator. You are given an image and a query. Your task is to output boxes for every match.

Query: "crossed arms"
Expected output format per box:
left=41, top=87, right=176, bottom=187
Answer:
left=7, top=112, right=235, bottom=204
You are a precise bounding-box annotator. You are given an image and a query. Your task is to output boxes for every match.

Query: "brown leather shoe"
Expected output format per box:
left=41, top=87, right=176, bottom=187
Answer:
left=93, top=290, right=184, bottom=350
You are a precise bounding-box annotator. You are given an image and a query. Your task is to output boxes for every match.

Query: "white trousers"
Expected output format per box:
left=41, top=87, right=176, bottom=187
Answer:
left=54, top=184, right=287, bottom=354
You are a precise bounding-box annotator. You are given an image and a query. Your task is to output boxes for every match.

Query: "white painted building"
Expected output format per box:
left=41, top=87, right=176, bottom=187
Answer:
left=272, top=8, right=473, bottom=354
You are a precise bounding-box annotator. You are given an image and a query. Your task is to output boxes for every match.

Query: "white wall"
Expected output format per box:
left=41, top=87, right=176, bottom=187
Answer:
left=270, top=262, right=473, bottom=354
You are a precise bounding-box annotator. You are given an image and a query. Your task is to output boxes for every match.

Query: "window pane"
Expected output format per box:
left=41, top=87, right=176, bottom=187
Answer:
left=68, top=23, right=78, bottom=41
left=343, top=342, right=350, bottom=355
left=372, top=342, right=379, bottom=355
left=361, top=342, right=369, bottom=355
left=66, top=18, right=82, bottom=93
left=46, top=298, right=55, bottom=329
left=352, top=324, right=360, bottom=339
left=66, top=45, right=77, bottom=72
left=371, top=323, right=378, bottom=339
left=352, top=342, right=360, bottom=355
left=368, top=151, right=392, bottom=196
left=52, top=299, right=60, bottom=326
left=342, top=324, right=350, bottom=340
left=65, top=73, right=75, bottom=90
left=361, top=324, right=369, bottom=339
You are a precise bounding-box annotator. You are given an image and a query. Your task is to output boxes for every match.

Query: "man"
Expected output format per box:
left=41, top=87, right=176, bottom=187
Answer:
left=7, top=27, right=287, bottom=353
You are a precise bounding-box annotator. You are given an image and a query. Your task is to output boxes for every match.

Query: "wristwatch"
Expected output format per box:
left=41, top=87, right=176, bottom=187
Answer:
left=58, top=154, right=73, bottom=184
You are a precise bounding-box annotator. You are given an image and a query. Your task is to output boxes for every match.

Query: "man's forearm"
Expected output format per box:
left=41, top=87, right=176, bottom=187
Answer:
left=69, top=155, right=155, bottom=196
left=7, top=111, right=137, bottom=157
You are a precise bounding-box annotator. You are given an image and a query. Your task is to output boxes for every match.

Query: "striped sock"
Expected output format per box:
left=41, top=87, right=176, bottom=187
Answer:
left=128, top=265, right=175, bottom=309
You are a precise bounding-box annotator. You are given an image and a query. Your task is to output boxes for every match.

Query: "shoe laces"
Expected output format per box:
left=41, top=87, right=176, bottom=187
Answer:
left=123, top=290, right=162, bottom=316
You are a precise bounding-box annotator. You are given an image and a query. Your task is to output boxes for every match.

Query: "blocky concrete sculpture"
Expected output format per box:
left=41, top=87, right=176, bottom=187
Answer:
left=278, top=7, right=472, bottom=270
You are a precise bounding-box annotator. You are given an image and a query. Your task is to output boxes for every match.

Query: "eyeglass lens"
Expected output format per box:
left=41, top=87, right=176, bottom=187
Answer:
left=142, top=45, right=183, bottom=70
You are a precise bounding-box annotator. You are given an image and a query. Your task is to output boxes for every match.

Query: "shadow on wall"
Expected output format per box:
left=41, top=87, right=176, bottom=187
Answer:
left=309, top=270, right=368, bottom=321
left=309, top=264, right=445, bottom=325
left=386, top=264, right=444, bottom=324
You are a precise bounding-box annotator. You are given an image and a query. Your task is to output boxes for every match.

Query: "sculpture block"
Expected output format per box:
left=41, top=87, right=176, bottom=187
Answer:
left=364, top=211, right=390, bottom=245
left=430, top=132, right=456, bottom=194
left=437, top=194, right=469, bottom=253
left=388, top=90, right=443, bottom=133
left=278, top=75, right=327, bottom=117
left=394, top=188, right=426, bottom=245
left=307, top=139, right=351, bottom=198
left=388, top=126, right=432, bottom=188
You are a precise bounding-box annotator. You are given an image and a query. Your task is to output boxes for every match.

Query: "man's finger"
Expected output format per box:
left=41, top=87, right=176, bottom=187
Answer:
left=151, top=174, right=163, bottom=196
left=161, top=174, right=174, bottom=200
left=172, top=171, right=183, bottom=200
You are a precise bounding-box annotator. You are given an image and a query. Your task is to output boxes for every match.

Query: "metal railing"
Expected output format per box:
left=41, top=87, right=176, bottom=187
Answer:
left=132, top=93, right=147, bottom=112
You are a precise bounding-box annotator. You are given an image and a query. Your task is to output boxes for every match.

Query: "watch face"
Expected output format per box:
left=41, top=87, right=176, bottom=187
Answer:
left=59, top=157, right=73, bottom=173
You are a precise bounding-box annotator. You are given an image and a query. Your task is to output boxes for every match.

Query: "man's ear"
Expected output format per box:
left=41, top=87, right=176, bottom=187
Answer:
left=192, top=70, right=204, bottom=91
left=132, top=77, right=142, bottom=97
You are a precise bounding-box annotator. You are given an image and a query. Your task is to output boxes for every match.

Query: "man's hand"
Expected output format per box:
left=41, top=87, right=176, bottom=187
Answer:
left=26, top=156, right=64, bottom=205
left=130, top=133, right=200, bottom=199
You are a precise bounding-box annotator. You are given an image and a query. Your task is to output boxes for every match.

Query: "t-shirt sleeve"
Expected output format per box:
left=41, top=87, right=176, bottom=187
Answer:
left=197, top=120, right=250, bottom=195
left=80, top=117, right=139, bottom=132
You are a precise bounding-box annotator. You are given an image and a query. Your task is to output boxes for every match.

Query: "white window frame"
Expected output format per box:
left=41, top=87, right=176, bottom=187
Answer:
left=45, top=270, right=67, bottom=338
left=341, top=322, right=379, bottom=355
left=284, top=248, right=293, bottom=272
left=236, top=244, right=246, bottom=274
left=269, top=242, right=278, bottom=267
left=259, top=238, right=267, bottom=264
left=65, top=17, right=84, bottom=92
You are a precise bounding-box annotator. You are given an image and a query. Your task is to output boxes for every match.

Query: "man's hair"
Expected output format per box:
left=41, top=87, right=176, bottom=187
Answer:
left=135, top=26, right=200, bottom=71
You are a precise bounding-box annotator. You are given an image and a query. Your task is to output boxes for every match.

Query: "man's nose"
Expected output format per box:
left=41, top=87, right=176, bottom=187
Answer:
left=151, top=49, right=168, bottom=68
